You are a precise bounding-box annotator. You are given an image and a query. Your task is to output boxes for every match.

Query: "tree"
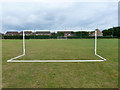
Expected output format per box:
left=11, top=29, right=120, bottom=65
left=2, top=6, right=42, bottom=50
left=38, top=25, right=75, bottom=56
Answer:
left=73, top=31, right=89, bottom=37
left=57, top=32, right=64, bottom=36
left=102, top=26, right=120, bottom=37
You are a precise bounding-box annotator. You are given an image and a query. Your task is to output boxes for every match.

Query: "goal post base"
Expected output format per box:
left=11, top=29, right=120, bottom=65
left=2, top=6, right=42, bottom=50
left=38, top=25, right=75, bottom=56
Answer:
left=7, top=60, right=105, bottom=63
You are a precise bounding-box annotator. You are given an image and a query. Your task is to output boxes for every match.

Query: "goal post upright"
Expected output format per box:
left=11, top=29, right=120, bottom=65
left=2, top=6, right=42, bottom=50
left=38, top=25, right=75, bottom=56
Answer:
left=7, top=29, right=107, bottom=62
left=95, top=30, right=97, bottom=55
left=94, top=30, right=106, bottom=61
left=23, top=30, right=25, bottom=55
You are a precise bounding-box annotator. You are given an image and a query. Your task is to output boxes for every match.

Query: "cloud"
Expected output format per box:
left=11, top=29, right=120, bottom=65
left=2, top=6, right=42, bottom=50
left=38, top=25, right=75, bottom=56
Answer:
left=2, top=2, right=118, bottom=33
left=2, top=0, right=119, bottom=2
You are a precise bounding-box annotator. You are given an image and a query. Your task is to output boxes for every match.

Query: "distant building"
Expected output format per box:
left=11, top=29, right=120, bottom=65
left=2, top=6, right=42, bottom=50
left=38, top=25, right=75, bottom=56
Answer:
left=35, top=30, right=51, bottom=35
left=89, top=29, right=103, bottom=36
left=5, top=31, right=19, bottom=36
left=20, top=31, right=33, bottom=35
left=57, top=31, right=73, bottom=36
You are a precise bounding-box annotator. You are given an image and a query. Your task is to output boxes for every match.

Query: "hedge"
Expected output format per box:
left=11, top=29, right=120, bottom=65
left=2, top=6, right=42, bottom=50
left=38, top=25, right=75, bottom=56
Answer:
left=3, top=35, right=119, bottom=39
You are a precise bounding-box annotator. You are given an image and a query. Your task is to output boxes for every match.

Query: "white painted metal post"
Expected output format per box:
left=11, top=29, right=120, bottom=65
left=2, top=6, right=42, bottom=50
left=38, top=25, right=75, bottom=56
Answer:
left=7, top=29, right=106, bottom=62
left=23, top=31, right=25, bottom=55
left=95, top=30, right=97, bottom=55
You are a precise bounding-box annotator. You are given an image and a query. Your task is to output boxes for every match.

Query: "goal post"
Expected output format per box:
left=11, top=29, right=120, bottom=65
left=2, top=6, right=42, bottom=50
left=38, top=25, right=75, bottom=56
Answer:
left=57, top=36, right=67, bottom=40
left=7, top=30, right=106, bottom=62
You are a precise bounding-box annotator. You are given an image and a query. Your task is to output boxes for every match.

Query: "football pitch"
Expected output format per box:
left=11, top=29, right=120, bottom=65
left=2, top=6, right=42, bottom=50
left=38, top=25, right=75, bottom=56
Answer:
left=2, top=39, right=118, bottom=88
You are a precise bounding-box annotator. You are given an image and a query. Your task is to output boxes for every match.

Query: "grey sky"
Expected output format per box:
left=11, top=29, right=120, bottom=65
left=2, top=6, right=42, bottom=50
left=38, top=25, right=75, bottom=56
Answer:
left=2, top=2, right=118, bottom=33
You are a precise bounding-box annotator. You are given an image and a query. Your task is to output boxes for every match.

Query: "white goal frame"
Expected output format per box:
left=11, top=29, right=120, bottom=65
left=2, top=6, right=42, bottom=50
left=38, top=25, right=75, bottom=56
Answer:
left=57, top=36, right=67, bottom=40
left=7, top=30, right=106, bottom=62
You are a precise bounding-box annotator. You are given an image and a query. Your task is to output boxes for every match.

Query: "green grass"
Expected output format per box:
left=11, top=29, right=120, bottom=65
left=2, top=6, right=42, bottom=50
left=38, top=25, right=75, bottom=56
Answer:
left=20, top=39, right=100, bottom=60
left=2, top=39, right=118, bottom=88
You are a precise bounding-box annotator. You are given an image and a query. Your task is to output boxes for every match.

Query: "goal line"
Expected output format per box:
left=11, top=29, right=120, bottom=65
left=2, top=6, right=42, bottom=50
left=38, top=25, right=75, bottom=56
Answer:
left=7, top=30, right=106, bottom=62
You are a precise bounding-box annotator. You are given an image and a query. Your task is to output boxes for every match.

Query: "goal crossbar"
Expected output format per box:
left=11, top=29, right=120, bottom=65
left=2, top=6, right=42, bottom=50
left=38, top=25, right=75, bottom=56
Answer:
left=7, top=30, right=106, bottom=63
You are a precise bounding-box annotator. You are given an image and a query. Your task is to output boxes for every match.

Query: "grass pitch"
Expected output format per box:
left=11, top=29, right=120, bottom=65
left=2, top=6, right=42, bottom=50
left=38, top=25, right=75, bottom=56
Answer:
left=2, top=39, right=118, bottom=88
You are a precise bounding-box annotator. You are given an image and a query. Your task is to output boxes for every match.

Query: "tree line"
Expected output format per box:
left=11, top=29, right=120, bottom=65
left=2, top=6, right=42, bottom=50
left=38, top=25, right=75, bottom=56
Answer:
left=52, top=32, right=89, bottom=37
left=102, top=26, right=120, bottom=37
left=1, top=26, right=120, bottom=39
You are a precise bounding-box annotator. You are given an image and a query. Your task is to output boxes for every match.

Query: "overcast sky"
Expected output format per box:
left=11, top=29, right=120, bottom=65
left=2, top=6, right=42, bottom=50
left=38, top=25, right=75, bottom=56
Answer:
left=1, top=1, right=118, bottom=33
